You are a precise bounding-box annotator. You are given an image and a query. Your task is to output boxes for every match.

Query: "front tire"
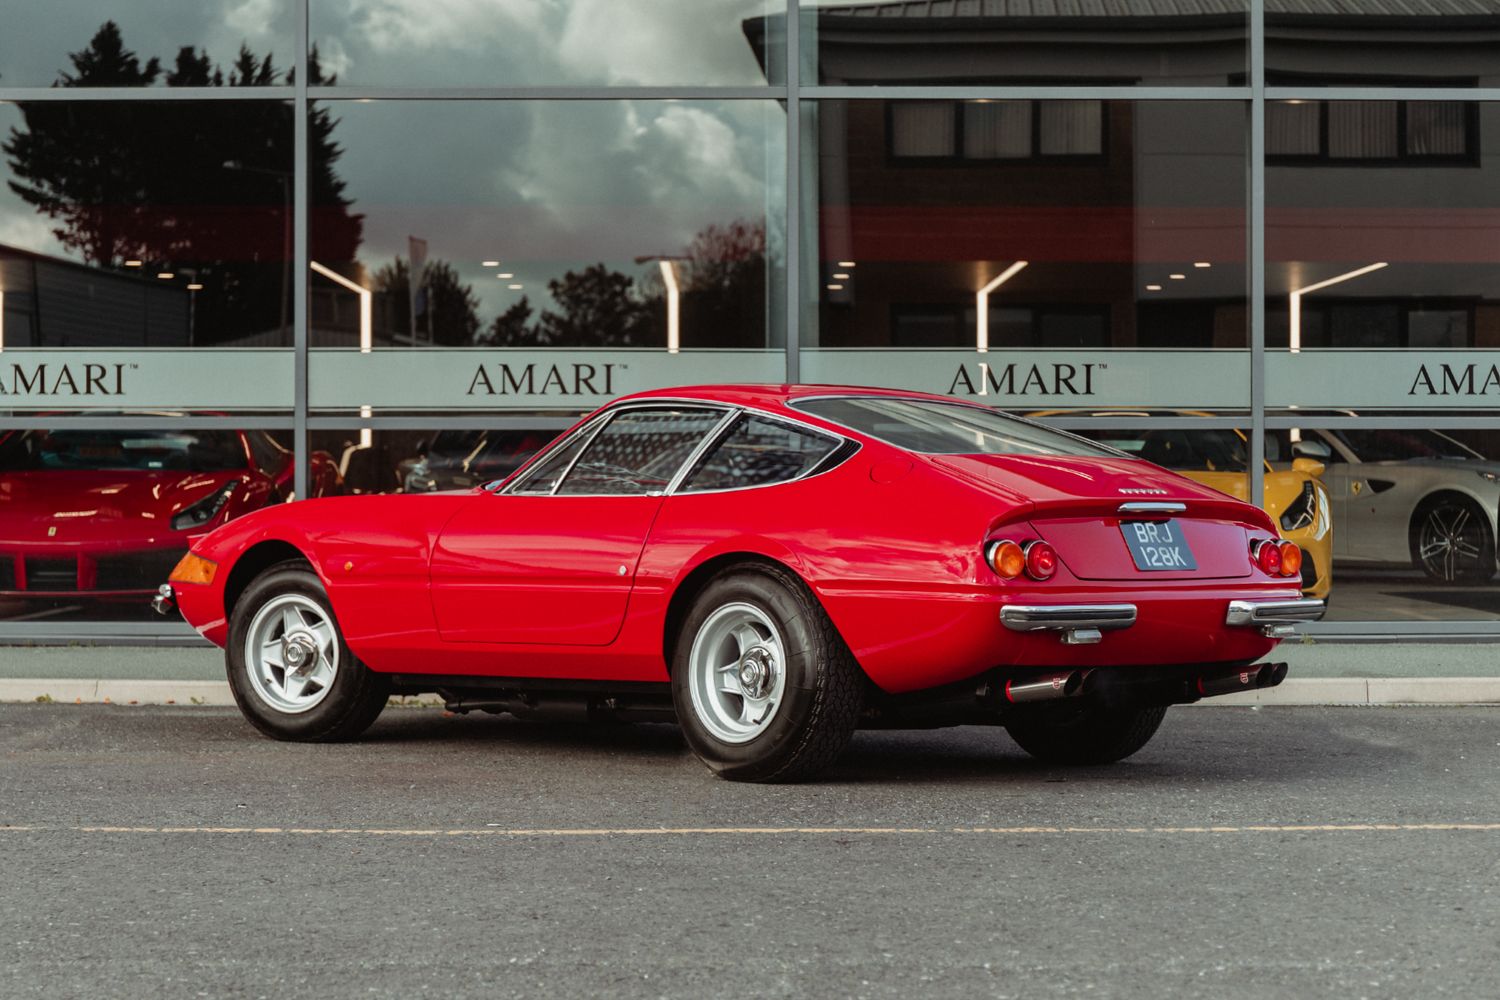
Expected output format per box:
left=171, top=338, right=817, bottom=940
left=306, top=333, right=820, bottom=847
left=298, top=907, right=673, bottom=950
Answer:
left=671, top=566, right=862, bottom=782
left=1005, top=701, right=1168, bottom=765
left=226, top=561, right=389, bottom=741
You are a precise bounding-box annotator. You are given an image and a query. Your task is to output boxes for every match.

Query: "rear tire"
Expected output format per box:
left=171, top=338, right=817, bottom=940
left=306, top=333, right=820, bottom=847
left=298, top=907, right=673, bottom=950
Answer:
left=226, top=561, right=389, bottom=742
left=1005, top=701, right=1168, bottom=765
left=671, top=565, right=862, bottom=782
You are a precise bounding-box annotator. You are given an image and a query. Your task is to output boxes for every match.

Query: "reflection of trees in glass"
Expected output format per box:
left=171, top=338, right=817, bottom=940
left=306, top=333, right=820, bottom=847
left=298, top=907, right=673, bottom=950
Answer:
left=372, top=257, right=480, bottom=347
left=2, top=21, right=362, bottom=346
left=478, top=219, right=768, bottom=349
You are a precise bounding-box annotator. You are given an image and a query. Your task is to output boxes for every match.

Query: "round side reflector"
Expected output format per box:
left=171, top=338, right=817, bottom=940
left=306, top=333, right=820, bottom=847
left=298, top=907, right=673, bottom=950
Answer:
left=1024, top=541, right=1058, bottom=581
left=1252, top=539, right=1282, bottom=576
left=1278, top=541, right=1303, bottom=578
left=988, top=539, right=1025, bottom=579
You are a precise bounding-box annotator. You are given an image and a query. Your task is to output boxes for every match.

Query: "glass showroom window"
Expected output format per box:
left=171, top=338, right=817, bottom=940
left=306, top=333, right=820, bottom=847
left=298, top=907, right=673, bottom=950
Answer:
left=308, top=425, right=569, bottom=497
left=306, top=99, right=787, bottom=417
left=0, top=426, right=314, bottom=625
left=798, top=100, right=1249, bottom=412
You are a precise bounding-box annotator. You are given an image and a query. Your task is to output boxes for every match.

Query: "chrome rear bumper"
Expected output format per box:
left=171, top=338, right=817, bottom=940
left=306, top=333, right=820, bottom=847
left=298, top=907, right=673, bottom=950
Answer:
left=999, top=604, right=1137, bottom=645
left=1225, top=598, right=1326, bottom=637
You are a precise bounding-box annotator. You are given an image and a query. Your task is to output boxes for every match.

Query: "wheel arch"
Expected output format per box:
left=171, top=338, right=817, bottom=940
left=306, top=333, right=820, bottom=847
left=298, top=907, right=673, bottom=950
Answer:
left=661, top=551, right=823, bottom=674
left=222, top=539, right=316, bottom=623
left=1407, top=487, right=1494, bottom=540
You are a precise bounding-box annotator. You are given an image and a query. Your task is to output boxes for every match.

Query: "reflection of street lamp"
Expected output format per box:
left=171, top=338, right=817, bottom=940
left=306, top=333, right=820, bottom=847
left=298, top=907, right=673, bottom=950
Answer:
left=636, top=254, right=689, bottom=353
left=975, top=260, right=1028, bottom=353
left=311, top=261, right=373, bottom=447
left=222, top=159, right=293, bottom=344
left=1288, top=262, right=1388, bottom=353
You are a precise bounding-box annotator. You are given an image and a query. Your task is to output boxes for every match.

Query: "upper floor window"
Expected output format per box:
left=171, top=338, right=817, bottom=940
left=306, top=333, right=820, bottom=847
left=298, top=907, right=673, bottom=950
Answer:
left=1267, top=100, right=1475, bottom=164
left=889, top=100, right=1105, bottom=163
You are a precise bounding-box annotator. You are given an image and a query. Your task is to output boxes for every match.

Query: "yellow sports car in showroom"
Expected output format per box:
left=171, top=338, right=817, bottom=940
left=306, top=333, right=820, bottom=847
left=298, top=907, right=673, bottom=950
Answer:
left=1028, top=416, right=1332, bottom=600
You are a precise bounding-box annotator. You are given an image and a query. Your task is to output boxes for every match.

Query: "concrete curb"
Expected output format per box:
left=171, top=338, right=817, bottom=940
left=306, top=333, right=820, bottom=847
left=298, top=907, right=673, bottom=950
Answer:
left=2, top=677, right=1499, bottom=707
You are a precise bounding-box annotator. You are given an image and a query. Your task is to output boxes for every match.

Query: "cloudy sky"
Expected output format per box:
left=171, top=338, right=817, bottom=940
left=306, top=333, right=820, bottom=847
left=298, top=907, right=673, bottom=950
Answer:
left=1, top=1, right=784, bottom=323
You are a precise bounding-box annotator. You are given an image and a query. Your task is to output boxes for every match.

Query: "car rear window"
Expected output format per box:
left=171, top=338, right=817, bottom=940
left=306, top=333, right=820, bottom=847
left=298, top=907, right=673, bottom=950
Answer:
left=791, top=397, right=1117, bottom=458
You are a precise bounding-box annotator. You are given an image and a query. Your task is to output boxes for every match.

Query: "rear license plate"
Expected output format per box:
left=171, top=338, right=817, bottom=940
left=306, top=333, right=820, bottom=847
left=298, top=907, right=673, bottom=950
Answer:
left=1120, top=520, right=1197, bottom=571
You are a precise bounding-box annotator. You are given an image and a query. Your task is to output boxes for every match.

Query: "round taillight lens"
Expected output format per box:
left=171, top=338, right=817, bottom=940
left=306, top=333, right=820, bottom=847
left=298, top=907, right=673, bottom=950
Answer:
left=1278, top=541, right=1303, bottom=578
left=1252, top=539, right=1282, bottom=576
left=988, top=539, right=1025, bottom=579
left=1024, top=541, right=1058, bottom=581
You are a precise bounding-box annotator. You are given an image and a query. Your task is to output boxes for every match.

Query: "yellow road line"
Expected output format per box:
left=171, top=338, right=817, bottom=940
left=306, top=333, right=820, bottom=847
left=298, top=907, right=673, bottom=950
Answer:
left=2, top=822, right=1500, bottom=838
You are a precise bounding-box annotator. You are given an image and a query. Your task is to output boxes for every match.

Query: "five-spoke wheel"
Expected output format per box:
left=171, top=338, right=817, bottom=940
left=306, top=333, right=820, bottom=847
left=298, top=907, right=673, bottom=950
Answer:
left=671, top=567, right=862, bottom=782
left=226, top=560, right=389, bottom=741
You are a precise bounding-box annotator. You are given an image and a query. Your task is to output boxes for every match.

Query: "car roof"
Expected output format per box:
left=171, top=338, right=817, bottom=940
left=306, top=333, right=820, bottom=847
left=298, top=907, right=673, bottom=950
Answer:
left=610, top=383, right=972, bottom=413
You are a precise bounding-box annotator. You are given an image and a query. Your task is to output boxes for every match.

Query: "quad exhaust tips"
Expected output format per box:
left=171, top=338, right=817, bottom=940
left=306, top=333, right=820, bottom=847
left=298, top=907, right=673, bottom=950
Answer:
left=1195, top=661, right=1288, bottom=698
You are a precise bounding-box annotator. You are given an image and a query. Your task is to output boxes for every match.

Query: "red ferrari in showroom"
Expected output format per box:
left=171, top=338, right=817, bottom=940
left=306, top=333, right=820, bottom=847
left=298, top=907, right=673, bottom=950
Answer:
left=159, top=386, right=1324, bottom=781
left=1, top=427, right=337, bottom=605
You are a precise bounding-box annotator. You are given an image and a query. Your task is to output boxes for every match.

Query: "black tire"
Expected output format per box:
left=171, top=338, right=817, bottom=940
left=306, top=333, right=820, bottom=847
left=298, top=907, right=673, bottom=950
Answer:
left=1409, top=494, right=1497, bottom=584
left=1005, top=701, right=1168, bottom=765
left=226, top=561, right=389, bottom=742
left=670, top=565, right=862, bottom=783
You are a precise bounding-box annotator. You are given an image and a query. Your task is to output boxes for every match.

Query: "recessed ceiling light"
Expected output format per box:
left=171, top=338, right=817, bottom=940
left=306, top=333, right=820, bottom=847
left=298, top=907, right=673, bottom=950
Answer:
left=186, top=283, right=204, bottom=290
left=124, top=260, right=143, bottom=267
left=482, top=260, right=500, bottom=267
left=832, top=272, right=851, bottom=280
left=1194, top=261, right=1212, bottom=268
left=497, top=273, right=513, bottom=279
left=1169, top=273, right=1186, bottom=280
left=837, top=261, right=856, bottom=268
left=507, top=283, right=523, bottom=290
left=1145, top=284, right=1162, bottom=291
left=826, top=283, right=844, bottom=291
left=156, top=272, right=175, bottom=280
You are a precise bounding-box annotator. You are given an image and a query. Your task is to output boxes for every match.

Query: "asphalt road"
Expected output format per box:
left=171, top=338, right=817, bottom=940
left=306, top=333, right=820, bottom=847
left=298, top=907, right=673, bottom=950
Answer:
left=3, top=705, right=1499, bottom=999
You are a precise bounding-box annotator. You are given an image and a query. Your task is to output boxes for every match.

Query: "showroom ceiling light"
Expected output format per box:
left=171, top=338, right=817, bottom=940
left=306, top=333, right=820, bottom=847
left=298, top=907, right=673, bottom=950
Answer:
left=827, top=283, right=844, bottom=291
left=975, top=261, right=1028, bottom=353
left=1169, top=273, right=1186, bottom=280
left=832, top=272, right=851, bottom=280
left=482, top=260, right=500, bottom=267
left=124, top=260, right=143, bottom=267
left=186, top=283, right=204, bottom=291
left=157, top=272, right=174, bottom=280
left=497, top=272, right=513, bottom=279
left=1289, top=262, right=1389, bottom=353
left=837, top=261, right=856, bottom=268
left=1145, top=284, right=1162, bottom=291
left=1194, top=262, right=1212, bottom=268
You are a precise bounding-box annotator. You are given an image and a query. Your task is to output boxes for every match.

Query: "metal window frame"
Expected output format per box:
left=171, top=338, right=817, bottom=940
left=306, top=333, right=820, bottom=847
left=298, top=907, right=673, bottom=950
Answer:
left=4, top=0, right=1500, bottom=640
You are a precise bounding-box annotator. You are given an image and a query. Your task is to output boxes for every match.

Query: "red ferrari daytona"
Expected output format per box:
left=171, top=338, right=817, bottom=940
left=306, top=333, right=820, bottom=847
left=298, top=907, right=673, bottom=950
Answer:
left=159, top=385, right=1324, bottom=781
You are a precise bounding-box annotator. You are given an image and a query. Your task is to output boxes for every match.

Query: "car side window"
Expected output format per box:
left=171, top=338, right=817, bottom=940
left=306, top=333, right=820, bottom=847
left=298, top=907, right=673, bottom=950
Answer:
left=679, top=415, right=840, bottom=493
left=510, top=432, right=592, bottom=495
left=555, top=408, right=725, bottom=496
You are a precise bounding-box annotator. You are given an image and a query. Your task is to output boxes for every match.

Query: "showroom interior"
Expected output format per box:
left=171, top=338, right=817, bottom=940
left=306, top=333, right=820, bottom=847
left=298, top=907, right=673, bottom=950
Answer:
left=3, top=0, right=1500, bottom=641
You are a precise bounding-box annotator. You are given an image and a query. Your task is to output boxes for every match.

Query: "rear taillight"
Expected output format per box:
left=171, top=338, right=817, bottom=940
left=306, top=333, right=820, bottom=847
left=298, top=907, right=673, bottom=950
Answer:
left=987, top=540, right=1025, bottom=579
left=987, top=539, right=1057, bottom=581
left=1024, top=541, right=1058, bottom=581
left=1251, top=539, right=1282, bottom=576
left=1278, top=541, right=1303, bottom=578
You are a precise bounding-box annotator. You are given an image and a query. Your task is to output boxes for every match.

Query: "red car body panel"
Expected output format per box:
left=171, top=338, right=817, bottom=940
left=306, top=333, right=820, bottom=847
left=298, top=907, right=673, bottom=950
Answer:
left=172, top=385, right=1296, bottom=695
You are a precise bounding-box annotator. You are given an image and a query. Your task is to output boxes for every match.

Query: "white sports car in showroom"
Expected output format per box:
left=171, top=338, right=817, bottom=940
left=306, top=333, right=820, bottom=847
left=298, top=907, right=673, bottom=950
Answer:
left=1283, top=428, right=1500, bottom=584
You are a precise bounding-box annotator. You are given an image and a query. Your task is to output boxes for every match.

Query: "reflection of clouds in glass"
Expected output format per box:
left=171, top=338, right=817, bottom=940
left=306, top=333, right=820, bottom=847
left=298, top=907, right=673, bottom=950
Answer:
left=331, top=101, right=777, bottom=319
left=2, top=1, right=292, bottom=87
left=316, top=0, right=770, bottom=86
left=0, top=212, right=69, bottom=261
left=223, top=0, right=286, bottom=46
left=347, top=0, right=547, bottom=57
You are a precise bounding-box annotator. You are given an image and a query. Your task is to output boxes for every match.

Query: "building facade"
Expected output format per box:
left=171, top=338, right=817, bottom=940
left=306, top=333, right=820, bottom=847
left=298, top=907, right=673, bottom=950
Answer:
left=2, top=0, right=1499, bottom=641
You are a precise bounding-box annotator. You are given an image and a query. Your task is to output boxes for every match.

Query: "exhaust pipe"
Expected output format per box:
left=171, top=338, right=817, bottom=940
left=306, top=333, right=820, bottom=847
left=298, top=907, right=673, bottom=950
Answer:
left=1193, top=661, right=1289, bottom=699
left=1005, top=669, right=1089, bottom=704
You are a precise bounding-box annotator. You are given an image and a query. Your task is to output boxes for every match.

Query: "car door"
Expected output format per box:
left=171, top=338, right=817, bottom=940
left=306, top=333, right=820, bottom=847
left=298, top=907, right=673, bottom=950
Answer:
left=428, top=405, right=730, bottom=645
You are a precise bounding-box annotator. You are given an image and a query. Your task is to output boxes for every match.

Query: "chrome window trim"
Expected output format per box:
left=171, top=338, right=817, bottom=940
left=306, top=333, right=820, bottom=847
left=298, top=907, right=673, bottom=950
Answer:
left=668, top=409, right=858, bottom=497
left=787, top=394, right=1127, bottom=460
left=530, top=402, right=735, bottom=499
left=501, top=412, right=610, bottom=496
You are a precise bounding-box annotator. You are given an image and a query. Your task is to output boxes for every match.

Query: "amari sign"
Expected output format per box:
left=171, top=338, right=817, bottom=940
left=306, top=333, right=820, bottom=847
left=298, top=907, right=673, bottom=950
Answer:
left=1267, top=351, right=1500, bottom=408
left=0, top=351, right=292, bottom=410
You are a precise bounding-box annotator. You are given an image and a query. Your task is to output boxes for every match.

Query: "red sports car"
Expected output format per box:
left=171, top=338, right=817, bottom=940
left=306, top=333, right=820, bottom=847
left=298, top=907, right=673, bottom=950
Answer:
left=160, top=385, right=1324, bottom=781
left=1, top=428, right=337, bottom=602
